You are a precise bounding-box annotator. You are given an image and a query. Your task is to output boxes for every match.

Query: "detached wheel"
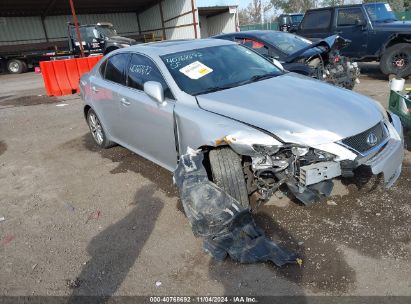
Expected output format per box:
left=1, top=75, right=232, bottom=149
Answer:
left=209, top=147, right=250, bottom=207
left=86, top=108, right=114, bottom=148
left=7, top=59, right=27, bottom=74
left=380, top=43, right=411, bottom=77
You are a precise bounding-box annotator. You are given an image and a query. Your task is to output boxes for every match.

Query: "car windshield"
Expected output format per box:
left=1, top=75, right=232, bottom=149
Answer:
left=365, top=3, right=397, bottom=22
left=98, top=26, right=117, bottom=37
left=260, top=32, right=312, bottom=55
left=280, top=16, right=290, bottom=24
left=161, top=44, right=282, bottom=96
left=291, top=15, right=304, bottom=23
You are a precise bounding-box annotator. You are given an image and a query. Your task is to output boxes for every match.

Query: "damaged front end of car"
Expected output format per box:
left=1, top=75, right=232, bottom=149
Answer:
left=285, top=35, right=360, bottom=90
left=214, top=113, right=404, bottom=206
left=174, top=148, right=299, bottom=266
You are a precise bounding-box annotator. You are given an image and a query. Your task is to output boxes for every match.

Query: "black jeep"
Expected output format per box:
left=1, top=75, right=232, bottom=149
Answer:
left=278, top=13, right=304, bottom=32
left=296, top=2, right=411, bottom=76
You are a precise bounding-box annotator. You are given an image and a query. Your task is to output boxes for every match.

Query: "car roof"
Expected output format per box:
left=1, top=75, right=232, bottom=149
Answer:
left=215, top=30, right=284, bottom=39
left=280, top=13, right=304, bottom=16
left=306, top=3, right=363, bottom=12
left=121, top=38, right=234, bottom=56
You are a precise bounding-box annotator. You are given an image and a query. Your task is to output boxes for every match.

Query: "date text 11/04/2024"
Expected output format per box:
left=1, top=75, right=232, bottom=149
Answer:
left=149, top=296, right=257, bottom=303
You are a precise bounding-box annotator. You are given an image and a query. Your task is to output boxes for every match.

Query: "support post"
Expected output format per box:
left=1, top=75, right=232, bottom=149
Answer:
left=41, top=16, right=49, bottom=43
left=191, top=0, right=198, bottom=38
left=159, top=1, right=166, bottom=40
left=136, top=12, right=142, bottom=35
left=69, top=0, right=84, bottom=57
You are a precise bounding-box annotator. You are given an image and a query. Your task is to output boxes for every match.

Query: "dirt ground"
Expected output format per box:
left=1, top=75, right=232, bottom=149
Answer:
left=0, top=64, right=410, bottom=297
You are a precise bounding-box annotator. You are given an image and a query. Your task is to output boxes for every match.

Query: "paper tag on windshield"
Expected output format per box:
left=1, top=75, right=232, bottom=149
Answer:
left=179, top=61, right=213, bottom=79
left=385, top=3, right=392, bottom=11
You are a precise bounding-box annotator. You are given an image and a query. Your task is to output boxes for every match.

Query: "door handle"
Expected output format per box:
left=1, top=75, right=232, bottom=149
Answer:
left=120, top=97, right=131, bottom=106
left=92, top=86, right=99, bottom=93
left=335, top=30, right=343, bottom=34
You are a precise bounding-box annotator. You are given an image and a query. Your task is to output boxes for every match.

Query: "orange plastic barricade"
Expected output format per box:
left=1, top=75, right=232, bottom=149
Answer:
left=76, top=57, right=91, bottom=77
left=41, top=56, right=103, bottom=96
left=52, top=60, right=72, bottom=95
left=40, top=61, right=62, bottom=97
left=64, top=59, right=80, bottom=93
left=87, top=56, right=102, bottom=69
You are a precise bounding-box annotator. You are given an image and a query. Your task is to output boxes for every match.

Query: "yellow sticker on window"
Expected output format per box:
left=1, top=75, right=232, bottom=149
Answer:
left=179, top=61, right=213, bottom=80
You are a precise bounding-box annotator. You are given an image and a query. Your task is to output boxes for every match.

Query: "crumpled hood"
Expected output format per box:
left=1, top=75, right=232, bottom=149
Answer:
left=285, top=35, right=349, bottom=63
left=196, top=73, right=384, bottom=146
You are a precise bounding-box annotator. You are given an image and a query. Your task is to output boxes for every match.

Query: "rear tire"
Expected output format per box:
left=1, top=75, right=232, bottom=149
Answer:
left=209, top=147, right=250, bottom=208
left=380, top=43, right=411, bottom=77
left=86, top=108, right=115, bottom=149
left=7, top=59, right=27, bottom=74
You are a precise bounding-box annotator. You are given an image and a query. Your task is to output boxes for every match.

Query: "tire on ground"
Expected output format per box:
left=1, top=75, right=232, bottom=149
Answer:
left=7, top=59, right=27, bottom=74
left=209, top=147, right=250, bottom=208
left=380, top=43, right=411, bottom=77
left=86, top=108, right=115, bottom=149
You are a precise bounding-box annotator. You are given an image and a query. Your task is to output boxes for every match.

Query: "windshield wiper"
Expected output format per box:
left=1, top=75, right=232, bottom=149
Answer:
left=239, top=72, right=278, bottom=85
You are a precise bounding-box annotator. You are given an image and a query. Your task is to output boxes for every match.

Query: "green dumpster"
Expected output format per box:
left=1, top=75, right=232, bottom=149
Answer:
left=388, top=90, right=411, bottom=129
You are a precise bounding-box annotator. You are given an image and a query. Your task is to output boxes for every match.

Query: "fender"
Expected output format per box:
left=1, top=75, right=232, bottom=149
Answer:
left=379, top=33, right=411, bottom=56
left=173, top=102, right=280, bottom=157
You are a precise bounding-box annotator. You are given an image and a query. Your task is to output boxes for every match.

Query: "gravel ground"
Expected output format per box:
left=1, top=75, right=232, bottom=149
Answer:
left=0, top=64, right=410, bottom=297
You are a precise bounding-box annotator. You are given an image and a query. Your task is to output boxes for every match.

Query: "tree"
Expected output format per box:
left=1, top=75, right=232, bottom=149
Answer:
left=238, top=8, right=253, bottom=25
left=320, top=0, right=345, bottom=7
left=270, top=0, right=316, bottom=13
left=363, top=0, right=404, bottom=12
left=239, top=0, right=273, bottom=24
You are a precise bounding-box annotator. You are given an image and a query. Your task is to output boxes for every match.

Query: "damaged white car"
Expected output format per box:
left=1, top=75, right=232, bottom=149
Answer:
left=80, top=39, right=404, bottom=206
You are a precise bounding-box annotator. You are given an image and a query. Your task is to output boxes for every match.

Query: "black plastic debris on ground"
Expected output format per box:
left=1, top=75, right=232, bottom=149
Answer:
left=174, top=149, right=298, bottom=267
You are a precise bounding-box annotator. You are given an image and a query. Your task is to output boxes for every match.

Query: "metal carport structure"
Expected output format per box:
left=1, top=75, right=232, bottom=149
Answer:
left=0, top=0, right=200, bottom=51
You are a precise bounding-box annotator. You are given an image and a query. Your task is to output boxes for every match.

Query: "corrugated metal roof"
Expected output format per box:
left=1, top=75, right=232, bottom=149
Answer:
left=198, top=6, right=237, bottom=17
left=0, top=0, right=158, bottom=17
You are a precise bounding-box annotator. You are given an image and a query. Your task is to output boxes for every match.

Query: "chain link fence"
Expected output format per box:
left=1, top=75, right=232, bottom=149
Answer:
left=240, top=22, right=279, bottom=31
left=396, top=11, right=411, bottom=20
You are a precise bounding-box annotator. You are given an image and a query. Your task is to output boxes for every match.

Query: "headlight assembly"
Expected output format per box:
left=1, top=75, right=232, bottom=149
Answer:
left=252, top=144, right=280, bottom=155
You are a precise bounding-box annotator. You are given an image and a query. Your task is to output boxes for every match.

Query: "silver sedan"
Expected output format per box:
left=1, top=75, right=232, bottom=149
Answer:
left=80, top=38, right=404, bottom=206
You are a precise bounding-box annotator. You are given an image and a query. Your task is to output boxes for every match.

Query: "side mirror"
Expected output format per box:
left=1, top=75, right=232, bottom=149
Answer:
left=144, top=81, right=165, bottom=104
left=355, top=19, right=366, bottom=26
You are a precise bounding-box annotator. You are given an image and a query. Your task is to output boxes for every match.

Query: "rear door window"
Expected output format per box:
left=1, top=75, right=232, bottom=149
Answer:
left=104, top=53, right=130, bottom=85
left=127, top=54, right=174, bottom=99
left=337, top=8, right=365, bottom=26
left=301, top=10, right=332, bottom=29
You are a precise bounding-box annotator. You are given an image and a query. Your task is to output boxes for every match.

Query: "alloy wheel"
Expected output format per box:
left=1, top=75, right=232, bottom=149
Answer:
left=8, top=62, right=20, bottom=73
left=392, top=52, right=409, bottom=71
left=88, top=112, right=104, bottom=145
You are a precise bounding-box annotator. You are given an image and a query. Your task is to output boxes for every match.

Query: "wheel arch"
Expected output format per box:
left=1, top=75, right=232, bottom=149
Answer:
left=83, top=104, right=91, bottom=120
left=380, top=34, right=411, bottom=56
